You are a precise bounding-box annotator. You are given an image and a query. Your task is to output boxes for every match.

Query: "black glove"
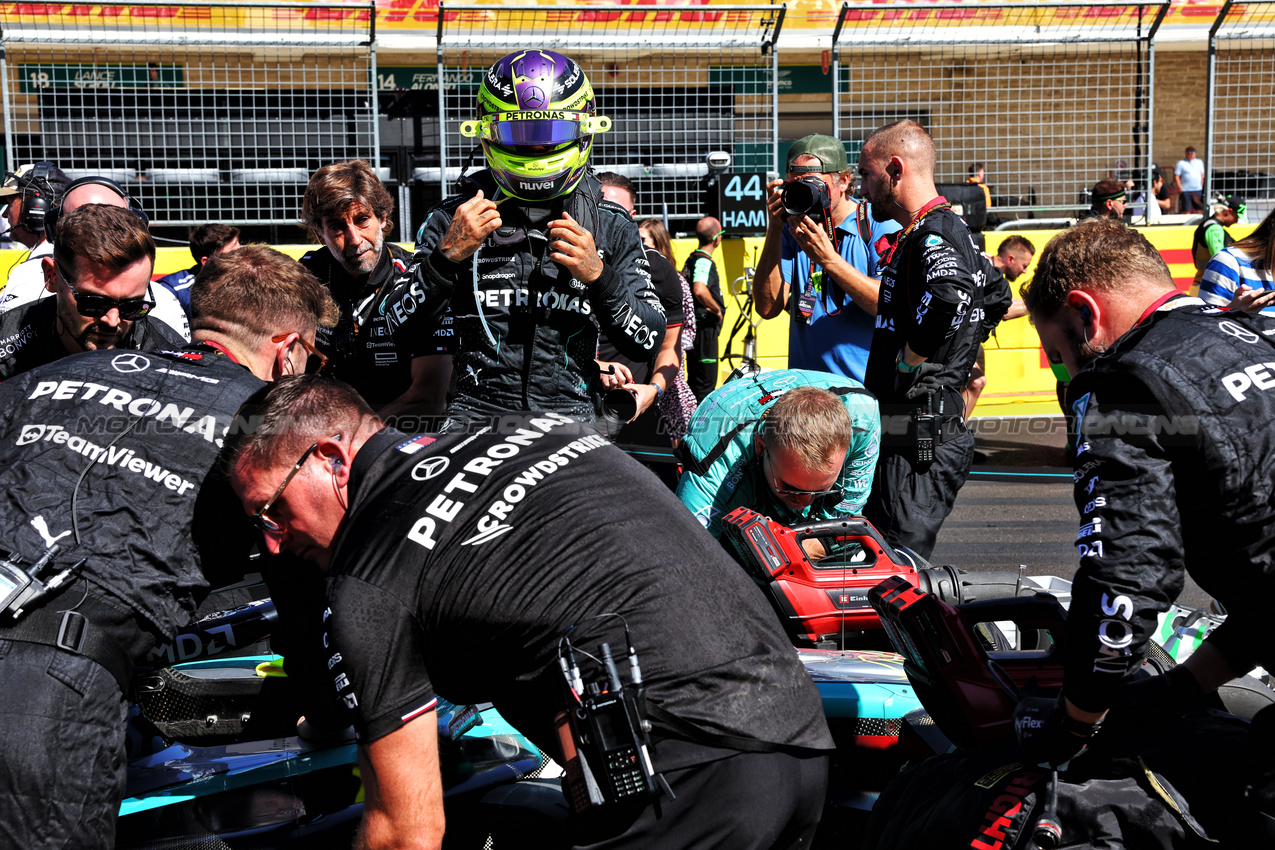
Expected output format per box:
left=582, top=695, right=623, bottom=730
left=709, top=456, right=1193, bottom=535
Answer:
left=1111, top=663, right=1206, bottom=720
left=1014, top=695, right=1097, bottom=768
left=901, top=361, right=944, bottom=400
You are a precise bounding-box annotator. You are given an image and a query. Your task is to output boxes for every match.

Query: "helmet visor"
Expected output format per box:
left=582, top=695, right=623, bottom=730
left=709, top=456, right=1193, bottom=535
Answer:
left=461, top=112, right=610, bottom=146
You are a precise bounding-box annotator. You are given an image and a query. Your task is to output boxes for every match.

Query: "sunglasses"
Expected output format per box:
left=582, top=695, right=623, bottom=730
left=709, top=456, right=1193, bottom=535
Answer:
left=58, top=262, right=154, bottom=320
left=763, top=450, right=843, bottom=499
left=250, top=443, right=318, bottom=534
left=272, top=332, right=329, bottom=375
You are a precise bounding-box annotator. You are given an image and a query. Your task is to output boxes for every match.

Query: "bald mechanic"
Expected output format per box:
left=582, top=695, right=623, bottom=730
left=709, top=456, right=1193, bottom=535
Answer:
left=856, top=120, right=1009, bottom=557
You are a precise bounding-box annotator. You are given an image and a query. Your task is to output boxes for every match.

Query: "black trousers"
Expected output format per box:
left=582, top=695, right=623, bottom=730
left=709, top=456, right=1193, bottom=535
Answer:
left=686, top=319, right=722, bottom=403
left=864, top=427, right=976, bottom=560
left=571, top=750, right=829, bottom=850
left=0, top=639, right=128, bottom=849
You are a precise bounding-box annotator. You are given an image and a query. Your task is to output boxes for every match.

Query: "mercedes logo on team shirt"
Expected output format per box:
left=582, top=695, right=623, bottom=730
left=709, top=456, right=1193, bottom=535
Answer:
left=412, top=456, right=450, bottom=481
left=111, top=353, right=151, bottom=373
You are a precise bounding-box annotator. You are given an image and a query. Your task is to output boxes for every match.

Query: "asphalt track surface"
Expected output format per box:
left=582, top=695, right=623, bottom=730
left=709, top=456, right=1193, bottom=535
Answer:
left=933, top=416, right=1209, bottom=610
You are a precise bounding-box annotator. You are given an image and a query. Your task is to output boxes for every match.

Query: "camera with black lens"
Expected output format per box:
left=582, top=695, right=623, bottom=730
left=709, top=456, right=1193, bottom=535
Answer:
left=781, top=176, right=832, bottom=224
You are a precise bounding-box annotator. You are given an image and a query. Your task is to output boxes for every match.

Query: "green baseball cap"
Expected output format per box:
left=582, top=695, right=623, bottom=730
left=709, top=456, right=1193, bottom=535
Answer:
left=786, top=134, right=848, bottom=174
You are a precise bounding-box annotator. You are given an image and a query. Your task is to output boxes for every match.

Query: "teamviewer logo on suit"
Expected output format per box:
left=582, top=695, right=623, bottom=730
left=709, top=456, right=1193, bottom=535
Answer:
left=16, top=424, right=46, bottom=446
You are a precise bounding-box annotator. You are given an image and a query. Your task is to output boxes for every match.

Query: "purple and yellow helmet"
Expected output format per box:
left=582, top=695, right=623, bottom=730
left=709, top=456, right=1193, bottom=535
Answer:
left=461, top=50, right=612, bottom=202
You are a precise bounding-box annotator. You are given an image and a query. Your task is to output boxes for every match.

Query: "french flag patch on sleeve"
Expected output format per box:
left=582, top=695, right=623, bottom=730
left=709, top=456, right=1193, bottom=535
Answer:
left=395, top=435, right=437, bottom=455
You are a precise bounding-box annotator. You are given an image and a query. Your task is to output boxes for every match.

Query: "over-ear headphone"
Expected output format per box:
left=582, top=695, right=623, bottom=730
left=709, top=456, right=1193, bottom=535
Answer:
left=45, top=175, right=148, bottom=239
left=3, top=162, right=55, bottom=231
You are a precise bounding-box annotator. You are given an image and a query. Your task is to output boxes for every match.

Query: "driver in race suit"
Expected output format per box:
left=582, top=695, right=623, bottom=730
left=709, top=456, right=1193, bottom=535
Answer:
left=0, top=246, right=338, bottom=850
left=377, top=50, right=665, bottom=424
left=676, top=368, right=880, bottom=541
left=1017, top=219, right=1275, bottom=838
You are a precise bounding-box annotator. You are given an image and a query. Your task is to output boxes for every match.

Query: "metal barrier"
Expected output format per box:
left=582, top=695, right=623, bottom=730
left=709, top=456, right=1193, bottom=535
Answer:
left=0, top=1, right=376, bottom=226
left=831, top=0, right=1168, bottom=220
left=433, top=3, right=783, bottom=223
left=1208, top=0, right=1275, bottom=222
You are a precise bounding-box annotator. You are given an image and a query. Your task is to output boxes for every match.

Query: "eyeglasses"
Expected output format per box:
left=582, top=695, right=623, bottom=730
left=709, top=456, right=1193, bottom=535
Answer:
left=57, top=262, right=154, bottom=320
left=272, top=333, right=329, bottom=375
left=763, top=450, right=843, bottom=499
left=250, top=443, right=318, bottom=534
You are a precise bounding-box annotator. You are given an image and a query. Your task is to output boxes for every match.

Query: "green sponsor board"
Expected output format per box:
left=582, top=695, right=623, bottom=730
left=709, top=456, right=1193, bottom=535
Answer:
left=377, top=67, right=482, bottom=92
left=20, top=63, right=182, bottom=93
left=708, top=65, right=831, bottom=96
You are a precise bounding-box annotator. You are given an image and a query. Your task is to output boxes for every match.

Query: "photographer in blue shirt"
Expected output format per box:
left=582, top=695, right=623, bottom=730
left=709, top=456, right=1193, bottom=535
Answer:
left=753, top=135, right=901, bottom=382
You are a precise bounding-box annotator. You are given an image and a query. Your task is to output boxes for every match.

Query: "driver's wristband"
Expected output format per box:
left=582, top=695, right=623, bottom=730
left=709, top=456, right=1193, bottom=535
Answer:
left=896, top=351, right=921, bottom=374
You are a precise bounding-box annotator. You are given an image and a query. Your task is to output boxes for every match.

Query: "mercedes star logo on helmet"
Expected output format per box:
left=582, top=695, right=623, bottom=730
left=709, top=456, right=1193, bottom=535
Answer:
left=111, top=353, right=151, bottom=373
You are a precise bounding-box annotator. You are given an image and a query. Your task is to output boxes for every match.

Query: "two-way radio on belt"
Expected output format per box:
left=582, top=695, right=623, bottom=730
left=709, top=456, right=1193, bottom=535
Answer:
left=554, top=612, right=674, bottom=813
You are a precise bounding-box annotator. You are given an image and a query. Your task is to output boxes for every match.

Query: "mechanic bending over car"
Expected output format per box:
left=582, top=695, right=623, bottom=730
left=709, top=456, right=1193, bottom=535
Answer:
left=0, top=246, right=338, bottom=850
left=675, top=368, right=880, bottom=556
left=377, top=49, right=665, bottom=426
left=228, top=376, right=834, bottom=850
left=1015, top=219, right=1275, bottom=840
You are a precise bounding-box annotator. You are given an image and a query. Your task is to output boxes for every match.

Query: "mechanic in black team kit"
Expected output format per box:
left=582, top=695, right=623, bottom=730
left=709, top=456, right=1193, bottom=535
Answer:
left=378, top=49, right=665, bottom=424
left=856, top=120, right=1007, bottom=558
left=228, top=376, right=832, bottom=850
left=0, top=246, right=337, bottom=849
left=300, top=160, right=455, bottom=420
left=1012, top=220, right=1275, bottom=839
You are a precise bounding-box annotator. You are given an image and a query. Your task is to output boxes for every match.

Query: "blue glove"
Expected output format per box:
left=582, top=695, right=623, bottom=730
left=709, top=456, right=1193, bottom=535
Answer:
left=1013, top=695, right=1097, bottom=768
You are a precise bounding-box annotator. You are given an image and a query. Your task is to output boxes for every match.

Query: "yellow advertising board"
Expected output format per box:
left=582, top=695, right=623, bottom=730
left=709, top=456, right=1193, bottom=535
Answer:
left=0, top=220, right=1249, bottom=420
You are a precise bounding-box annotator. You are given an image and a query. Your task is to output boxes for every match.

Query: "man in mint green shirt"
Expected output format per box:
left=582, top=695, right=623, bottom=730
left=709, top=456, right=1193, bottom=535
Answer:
left=676, top=369, right=880, bottom=540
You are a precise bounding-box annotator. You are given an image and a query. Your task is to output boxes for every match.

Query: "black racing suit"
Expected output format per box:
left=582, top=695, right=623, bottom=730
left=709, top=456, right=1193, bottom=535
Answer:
left=1063, top=297, right=1275, bottom=714
left=0, top=344, right=315, bottom=849
left=0, top=297, right=186, bottom=381
left=377, top=170, right=666, bottom=422
left=301, top=242, right=456, bottom=409
left=863, top=206, right=1007, bottom=557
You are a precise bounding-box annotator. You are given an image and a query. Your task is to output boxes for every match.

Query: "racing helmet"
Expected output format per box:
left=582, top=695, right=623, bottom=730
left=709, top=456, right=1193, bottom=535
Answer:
left=461, top=50, right=611, bottom=202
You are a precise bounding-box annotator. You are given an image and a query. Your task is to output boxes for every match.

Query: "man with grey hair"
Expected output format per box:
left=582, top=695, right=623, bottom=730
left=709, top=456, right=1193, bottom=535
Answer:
left=857, top=119, right=1006, bottom=557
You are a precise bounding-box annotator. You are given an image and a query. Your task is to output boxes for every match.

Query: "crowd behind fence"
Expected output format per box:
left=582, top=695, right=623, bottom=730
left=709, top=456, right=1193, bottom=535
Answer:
left=0, top=1, right=1270, bottom=230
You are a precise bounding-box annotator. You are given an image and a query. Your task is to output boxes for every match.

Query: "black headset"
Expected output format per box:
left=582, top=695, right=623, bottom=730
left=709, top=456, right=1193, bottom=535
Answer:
left=45, top=175, right=148, bottom=239
left=3, top=162, right=55, bottom=231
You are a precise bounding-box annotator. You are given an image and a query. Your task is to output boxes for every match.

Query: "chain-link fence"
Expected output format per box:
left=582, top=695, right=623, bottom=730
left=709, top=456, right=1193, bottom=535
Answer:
left=832, top=0, right=1168, bottom=222
left=1208, top=0, right=1275, bottom=223
left=0, top=0, right=376, bottom=226
left=430, top=3, right=782, bottom=224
